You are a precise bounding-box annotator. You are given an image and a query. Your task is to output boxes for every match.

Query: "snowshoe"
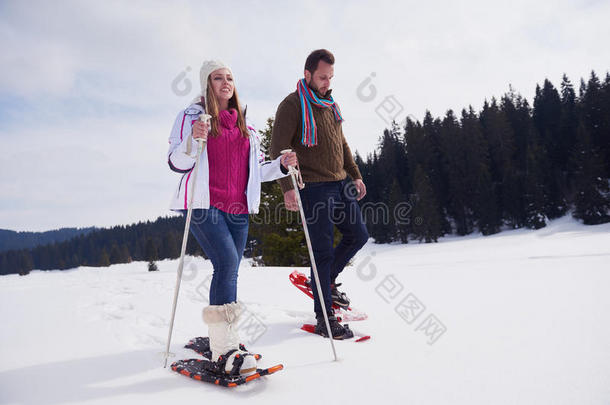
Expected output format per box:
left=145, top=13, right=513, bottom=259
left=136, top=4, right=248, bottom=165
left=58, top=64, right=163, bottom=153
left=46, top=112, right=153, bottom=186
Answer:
left=171, top=358, right=283, bottom=387
left=171, top=336, right=283, bottom=387
left=301, top=323, right=370, bottom=342
left=289, top=270, right=367, bottom=321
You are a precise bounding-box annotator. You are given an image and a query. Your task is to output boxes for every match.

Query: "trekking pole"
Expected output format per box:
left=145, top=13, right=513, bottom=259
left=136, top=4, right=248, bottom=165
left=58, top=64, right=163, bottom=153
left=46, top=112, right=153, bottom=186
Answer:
left=281, top=149, right=338, bottom=361
left=163, top=113, right=211, bottom=368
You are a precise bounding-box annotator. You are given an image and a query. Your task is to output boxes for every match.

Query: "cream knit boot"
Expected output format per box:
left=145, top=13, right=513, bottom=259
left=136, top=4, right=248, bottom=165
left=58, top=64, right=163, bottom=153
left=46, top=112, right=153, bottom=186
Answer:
left=202, top=302, right=257, bottom=376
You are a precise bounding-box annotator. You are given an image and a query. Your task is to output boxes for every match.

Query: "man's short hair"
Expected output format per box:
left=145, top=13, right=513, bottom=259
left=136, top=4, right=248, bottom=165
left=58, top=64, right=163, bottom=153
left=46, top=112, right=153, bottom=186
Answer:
left=305, top=49, right=335, bottom=74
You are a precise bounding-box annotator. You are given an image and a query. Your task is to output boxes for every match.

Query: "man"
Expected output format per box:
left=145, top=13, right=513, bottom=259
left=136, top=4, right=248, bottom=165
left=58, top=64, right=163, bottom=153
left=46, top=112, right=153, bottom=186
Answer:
left=271, top=49, right=369, bottom=339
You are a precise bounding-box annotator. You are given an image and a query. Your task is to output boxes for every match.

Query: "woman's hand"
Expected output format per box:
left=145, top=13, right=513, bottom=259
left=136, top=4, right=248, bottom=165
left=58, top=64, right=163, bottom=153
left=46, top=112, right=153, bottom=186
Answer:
left=192, top=120, right=209, bottom=142
left=280, top=151, right=298, bottom=169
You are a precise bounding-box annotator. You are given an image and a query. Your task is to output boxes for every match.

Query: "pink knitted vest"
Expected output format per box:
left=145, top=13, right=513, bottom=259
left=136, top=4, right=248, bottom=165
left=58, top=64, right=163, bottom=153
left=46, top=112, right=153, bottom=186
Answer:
left=206, top=109, right=250, bottom=214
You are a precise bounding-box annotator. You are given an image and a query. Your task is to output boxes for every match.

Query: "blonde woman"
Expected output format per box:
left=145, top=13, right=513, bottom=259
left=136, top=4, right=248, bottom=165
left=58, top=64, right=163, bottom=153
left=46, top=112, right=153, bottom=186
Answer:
left=167, top=60, right=296, bottom=376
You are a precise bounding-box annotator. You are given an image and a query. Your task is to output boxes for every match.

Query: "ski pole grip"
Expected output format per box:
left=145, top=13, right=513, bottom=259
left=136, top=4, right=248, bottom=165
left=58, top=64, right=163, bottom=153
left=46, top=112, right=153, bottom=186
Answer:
left=196, top=114, right=212, bottom=145
left=280, top=149, right=304, bottom=188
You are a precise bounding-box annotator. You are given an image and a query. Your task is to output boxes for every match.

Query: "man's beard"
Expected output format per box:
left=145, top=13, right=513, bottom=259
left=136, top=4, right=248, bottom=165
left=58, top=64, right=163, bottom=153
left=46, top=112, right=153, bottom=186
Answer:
left=307, top=80, right=327, bottom=96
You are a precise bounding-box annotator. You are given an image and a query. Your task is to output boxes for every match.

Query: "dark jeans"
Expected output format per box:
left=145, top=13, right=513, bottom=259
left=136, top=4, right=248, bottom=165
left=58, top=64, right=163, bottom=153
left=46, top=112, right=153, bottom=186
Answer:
left=299, top=178, right=369, bottom=317
left=183, top=207, right=249, bottom=305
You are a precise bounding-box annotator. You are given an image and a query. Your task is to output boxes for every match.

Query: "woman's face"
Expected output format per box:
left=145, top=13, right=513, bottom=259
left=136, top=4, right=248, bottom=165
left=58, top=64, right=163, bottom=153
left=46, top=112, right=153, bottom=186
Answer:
left=209, top=68, right=234, bottom=103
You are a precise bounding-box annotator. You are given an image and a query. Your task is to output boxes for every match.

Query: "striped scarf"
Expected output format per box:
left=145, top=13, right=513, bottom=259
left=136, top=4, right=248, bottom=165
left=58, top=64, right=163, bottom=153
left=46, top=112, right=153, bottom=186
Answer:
left=296, top=78, right=344, bottom=147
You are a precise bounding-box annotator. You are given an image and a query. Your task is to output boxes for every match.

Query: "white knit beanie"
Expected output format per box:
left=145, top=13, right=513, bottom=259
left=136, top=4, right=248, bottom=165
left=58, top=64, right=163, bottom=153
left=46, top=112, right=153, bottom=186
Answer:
left=199, top=60, right=233, bottom=97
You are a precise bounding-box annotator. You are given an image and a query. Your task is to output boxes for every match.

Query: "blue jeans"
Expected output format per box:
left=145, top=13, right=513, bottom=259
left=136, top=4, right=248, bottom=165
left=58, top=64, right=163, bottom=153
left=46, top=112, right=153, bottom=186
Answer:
left=299, top=178, right=369, bottom=316
left=183, top=207, right=249, bottom=305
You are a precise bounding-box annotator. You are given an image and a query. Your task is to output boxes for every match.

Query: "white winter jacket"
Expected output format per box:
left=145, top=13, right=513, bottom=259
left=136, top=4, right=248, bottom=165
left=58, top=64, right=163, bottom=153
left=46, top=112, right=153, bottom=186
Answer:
left=167, top=103, right=287, bottom=213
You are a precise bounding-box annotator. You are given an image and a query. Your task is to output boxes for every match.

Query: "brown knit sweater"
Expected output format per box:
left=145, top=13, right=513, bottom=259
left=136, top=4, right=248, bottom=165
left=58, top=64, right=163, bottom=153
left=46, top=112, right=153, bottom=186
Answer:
left=270, top=90, right=362, bottom=193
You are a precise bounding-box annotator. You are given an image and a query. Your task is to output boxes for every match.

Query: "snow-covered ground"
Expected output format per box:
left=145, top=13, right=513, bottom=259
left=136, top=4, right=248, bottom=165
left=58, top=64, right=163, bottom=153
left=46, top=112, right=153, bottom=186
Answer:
left=1, top=216, right=609, bottom=405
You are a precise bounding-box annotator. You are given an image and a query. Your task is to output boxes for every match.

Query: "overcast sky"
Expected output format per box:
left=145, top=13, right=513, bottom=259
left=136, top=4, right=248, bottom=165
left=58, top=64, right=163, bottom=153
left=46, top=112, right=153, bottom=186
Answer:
left=1, top=0, right=609, bottom=232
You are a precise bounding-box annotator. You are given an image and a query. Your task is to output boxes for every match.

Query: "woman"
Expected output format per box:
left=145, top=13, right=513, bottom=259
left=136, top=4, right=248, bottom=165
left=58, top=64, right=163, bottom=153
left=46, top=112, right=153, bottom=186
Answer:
left=167, top=60, right=297, bottom=376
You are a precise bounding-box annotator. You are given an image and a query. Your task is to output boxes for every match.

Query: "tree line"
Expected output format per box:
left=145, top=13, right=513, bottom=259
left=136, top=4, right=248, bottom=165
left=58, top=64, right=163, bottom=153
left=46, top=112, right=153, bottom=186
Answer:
left=358, top=71, right=609, bottom=242
left=0, top=217, right=200, bottom=276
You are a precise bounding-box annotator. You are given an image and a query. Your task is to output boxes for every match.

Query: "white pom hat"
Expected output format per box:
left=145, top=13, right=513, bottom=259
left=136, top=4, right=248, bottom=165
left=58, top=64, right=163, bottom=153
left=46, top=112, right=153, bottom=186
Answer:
left=199, top=60, right=233, bottom=97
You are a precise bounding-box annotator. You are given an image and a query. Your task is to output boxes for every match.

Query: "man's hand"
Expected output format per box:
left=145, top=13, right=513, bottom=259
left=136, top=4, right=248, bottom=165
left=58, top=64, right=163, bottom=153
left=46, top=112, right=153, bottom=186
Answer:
left=284, top=189, right=299, bottom=211
left=353, top=179, right=367, bottom=201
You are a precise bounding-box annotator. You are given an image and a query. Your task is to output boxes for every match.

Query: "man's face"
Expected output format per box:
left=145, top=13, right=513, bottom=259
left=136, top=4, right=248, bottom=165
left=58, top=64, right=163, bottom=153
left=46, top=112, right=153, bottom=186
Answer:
left=305, top=60, right=334, bottom=96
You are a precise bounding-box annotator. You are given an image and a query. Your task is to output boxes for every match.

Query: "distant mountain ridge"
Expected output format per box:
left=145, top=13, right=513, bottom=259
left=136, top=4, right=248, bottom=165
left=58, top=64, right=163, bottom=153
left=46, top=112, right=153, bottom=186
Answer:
left=0, top=227, right=96, bottom=253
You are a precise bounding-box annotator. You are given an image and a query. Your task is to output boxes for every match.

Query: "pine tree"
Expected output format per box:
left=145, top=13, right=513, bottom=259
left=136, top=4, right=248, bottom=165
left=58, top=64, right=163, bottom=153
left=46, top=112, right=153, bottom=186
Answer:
left=441, top=110, right=474, bottom=235
left=475, top=164, right=501, bottom=235
left=422, top=111, right=451, bottom=234
left=161, top=232, right=180, bottom=259
left=411, top=165, right=442, bottom=242
left=523, top=144, right=548, bottom=229
left=461, top=107, right=500, bottom=234
left=480, top=99, right=515, bottom=182
left=480, top=98, right=517, bottom=227
left=364, top=123, right=408, bottom=243
left=388, top=179, right=408, bottom=243
left=248, top=118, right=308, bottom=265
left=18, top=251, right=33, bottom=275
left=121, top=244, right=131, bottom=263
left=571, top=123, right=610, bottom=224
left=580, top=71, right=607, bottom=176
left=109, top=243, right=122, bottom=264
left=502, top=88, right=531, bottom=171
left=602, top=73, right=610, bottom=177
left=501, top=89, right=546, bottom=228
left=144, top=238, right=158, bottom=262
left=98, top=248, right=110, bottom=267
left=533, top=80, right=562, bottom=165
left=0, top=254, right=8, bottom=275
left=533, top=79, right=568, bottom=219
left=377, top=122, right=408, bottom=192
left=559, top=75, right=579, bottom=172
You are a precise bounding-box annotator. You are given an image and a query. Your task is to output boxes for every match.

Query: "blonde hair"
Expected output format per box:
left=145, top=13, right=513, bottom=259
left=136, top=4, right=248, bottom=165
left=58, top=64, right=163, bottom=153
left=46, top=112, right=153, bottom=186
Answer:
left=203, top=76, right=249, bottom=139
